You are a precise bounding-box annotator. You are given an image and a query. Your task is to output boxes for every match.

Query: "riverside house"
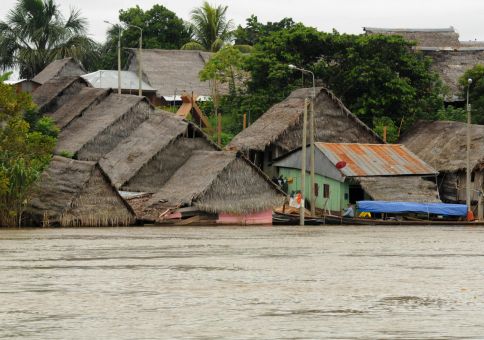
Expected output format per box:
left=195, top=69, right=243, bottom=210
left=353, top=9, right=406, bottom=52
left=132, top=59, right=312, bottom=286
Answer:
left=273, top=143, right=440, bottom=214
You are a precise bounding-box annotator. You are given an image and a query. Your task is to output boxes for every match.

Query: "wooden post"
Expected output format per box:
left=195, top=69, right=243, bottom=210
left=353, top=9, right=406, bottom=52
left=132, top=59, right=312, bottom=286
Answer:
left=217, top=113, right=222, bottom=145
left=243, top=113, right=247, bottom=130
left=300, top=98, right=309, bottom=226
left=383, top=126, right=387, bottom=143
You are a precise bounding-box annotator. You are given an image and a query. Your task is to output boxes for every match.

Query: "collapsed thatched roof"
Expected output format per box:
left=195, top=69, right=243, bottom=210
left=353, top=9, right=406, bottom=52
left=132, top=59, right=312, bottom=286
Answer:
left=55, top=94, right=150, bottom=160
left=32, top=76, right=89, bottom=113
left=100, top=111, right=189, bottom=188
left=422, top=49, right=484, bottom=101
left=48, top=87, right=110, bottom=129
left=363, top=27, right=461, bottom=48
left=229, top=87, right=382, bottom=153
left=356, top=176, right=441, bottom=203
left=400, top=120, right=484, bottom=172
left=32, top=58, right=86, bottom=85
left=140, top=151, right=284, bottom=220
left=127, top=49, right=213, bottom=97
left=24, top=156, right=134, bottom=227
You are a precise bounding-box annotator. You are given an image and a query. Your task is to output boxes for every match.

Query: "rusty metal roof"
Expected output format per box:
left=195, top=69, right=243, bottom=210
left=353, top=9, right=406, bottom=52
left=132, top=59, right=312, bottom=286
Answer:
left=315, top=143, right=438, bottom=177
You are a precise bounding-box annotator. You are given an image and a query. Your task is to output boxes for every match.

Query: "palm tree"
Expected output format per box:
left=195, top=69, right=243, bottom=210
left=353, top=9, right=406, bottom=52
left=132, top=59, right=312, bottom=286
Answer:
left=0, top=0, right=99, bottom=79
left=182, top=2, right=234, bottom=52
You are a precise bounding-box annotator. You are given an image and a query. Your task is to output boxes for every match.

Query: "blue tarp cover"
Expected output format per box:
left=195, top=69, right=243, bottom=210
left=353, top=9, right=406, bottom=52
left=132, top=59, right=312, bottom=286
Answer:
left=357, top=201, right=467, bottom=217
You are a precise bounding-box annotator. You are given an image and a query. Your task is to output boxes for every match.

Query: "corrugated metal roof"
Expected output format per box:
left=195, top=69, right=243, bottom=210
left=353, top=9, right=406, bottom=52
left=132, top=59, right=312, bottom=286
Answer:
left=82, top=70, right=156, bottom=91
left=315, top=143, right=437, bottom=177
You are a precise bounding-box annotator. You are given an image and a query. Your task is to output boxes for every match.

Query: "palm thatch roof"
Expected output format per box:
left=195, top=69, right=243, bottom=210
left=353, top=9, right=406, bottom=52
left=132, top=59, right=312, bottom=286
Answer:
left=32, top=76, right=90, bottom=113
left=24, top=156, right=134, bottom=227
left=99, top=110, right=217, bottom=191
left=363, top=27, right=461, bottom=48
left=422, top=49, right=484, bottom=101
left=54, top=94, right=151, bottom=160
left=48, top=87, right=110, bottom=129
left=139, top=151, right=285, bottom=221
left=32, top=58, right=86, bottom=85
left=229, top=87, right=382, bottom=153
left=356, top=176, right=441, bottom=203
left=400, top=120, right=484, bottom=172
left=127, top=49, right=213, bottom=97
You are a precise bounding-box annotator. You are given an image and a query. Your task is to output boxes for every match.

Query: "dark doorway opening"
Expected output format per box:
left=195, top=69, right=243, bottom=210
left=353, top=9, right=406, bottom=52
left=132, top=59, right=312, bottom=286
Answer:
left=349, top=185, right=365, bottom=204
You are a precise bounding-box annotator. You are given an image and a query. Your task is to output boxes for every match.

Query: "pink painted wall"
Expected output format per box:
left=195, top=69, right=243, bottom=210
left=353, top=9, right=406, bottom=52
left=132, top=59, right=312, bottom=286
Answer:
left=217, top=209, right=273, bottom=225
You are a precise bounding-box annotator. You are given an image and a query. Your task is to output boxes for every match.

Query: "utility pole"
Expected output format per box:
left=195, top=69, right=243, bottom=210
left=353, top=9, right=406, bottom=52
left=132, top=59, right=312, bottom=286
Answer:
left=104, top=21, right=123, bottom=94
left=300, top=98, right=309, bottom=226
left=289, top=64, right=317, bottom=217
left=466, top=78, right=473, bottom=218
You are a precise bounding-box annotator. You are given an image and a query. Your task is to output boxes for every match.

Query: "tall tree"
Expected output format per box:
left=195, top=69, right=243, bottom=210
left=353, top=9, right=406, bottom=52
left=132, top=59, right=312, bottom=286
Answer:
left=182, top=2, right=233, bottom=52
left=0, top=0, right=99, bottom=78
left=0, top=73, right=57, bottom=226
left=100, top=4, right=191, bottom=69
left=233, top=15, right=296, bottom=46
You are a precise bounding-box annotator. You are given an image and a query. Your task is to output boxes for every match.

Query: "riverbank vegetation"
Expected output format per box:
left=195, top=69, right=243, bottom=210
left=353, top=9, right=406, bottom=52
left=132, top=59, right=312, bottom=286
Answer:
left=0, top=73, right=58, bottom=226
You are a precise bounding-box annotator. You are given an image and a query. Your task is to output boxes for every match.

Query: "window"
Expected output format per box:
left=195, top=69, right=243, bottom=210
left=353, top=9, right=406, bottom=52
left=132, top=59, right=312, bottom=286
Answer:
left=314, top=183, right=319, bottom=197
left=323, top=184, right=330, bottom=198
left=471, top=172, right=475, bottom=182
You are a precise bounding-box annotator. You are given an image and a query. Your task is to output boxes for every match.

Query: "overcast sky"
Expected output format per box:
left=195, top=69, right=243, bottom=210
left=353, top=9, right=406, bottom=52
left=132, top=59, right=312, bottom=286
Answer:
left=1, top=0, right=484, bottom=43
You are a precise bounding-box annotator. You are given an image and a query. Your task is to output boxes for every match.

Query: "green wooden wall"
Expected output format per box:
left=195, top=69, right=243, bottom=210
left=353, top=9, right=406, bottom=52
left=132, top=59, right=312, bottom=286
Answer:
left=278, top=167, right=350, bottom=213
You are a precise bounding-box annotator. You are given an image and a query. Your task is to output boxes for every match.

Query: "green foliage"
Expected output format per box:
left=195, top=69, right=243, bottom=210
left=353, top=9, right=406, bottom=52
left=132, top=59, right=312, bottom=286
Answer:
left=323, top=34, right=444, bottom=130
left=373, top=116, right=399, bottom=143
left=0, top=75, right=56, bottom=226
left=0, top=0, right=100, bottom=78
left=436, top=105, right=467, bottom=122
left=200, top=46, right=247, bottom=95
left=460, top=64, right=484, bottom=124
left=233, top=15, right=296, bottom=46
left=100, top=4, right=191, bottom=69
left=182, top=1, right=234, bottom=52
left=58, top=150, right=74, bottom=158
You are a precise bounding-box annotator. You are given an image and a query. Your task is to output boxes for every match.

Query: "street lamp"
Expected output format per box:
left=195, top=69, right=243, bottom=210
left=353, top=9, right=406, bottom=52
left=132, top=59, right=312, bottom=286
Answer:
left=466, top=78, right=473, bottom=218
left=126, top=24, right=143, bottom=97
left=289, top=64, right=317, bottom=220
left=104, top=21, right=123, bottom=94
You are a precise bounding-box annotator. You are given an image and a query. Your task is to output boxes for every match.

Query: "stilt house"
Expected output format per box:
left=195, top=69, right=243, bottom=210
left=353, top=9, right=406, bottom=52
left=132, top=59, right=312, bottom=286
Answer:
left=228, top=87, right=382, bottom=177
left=400, top=120, right=484, bottom=217
left=273, top=143, right=440, bottom=214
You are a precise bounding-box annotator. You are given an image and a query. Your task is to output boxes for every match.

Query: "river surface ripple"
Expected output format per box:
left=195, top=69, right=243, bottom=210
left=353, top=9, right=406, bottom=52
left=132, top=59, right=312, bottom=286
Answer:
left=1, top=226, right=484, bottom=339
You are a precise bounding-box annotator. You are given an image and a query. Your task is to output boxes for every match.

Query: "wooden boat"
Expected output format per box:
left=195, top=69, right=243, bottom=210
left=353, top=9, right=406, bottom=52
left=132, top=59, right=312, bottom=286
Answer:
left=272, top=211, right=484, bottom=226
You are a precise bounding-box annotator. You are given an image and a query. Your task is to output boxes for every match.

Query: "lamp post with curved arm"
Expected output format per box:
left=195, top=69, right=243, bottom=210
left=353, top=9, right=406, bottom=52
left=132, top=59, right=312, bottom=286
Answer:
left=289, top=64, right=316, bottom=220
left=126, top=24, right=143, bottom=97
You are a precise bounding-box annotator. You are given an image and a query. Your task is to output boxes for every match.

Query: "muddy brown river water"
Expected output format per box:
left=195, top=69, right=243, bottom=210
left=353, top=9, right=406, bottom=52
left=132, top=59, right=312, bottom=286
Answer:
left=1, top=226, right=484, bottom=339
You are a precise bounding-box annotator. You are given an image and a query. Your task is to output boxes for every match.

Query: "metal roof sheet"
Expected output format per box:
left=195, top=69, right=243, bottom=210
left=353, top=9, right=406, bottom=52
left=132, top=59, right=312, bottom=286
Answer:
left=315, top=143, right=437, bottom=177
left=82, top=70, right=156, bottom=91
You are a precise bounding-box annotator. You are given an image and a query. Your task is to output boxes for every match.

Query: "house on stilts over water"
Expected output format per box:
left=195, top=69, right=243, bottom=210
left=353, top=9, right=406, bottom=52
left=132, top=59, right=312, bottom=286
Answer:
left=24, top=156, right=135, bottom=227
left=273, top=143, right=440, bottom=214
left=400, top=120, right=484, bottom=219
left=228, top=87, right=383, bottom=177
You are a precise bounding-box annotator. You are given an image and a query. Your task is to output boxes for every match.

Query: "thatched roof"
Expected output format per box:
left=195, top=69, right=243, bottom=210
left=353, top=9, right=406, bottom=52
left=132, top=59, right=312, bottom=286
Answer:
left=229, top=87, right=382, bottom=153
left=99, top=111, right=189, bottom=188
left=55, top=94, right=150, bottom=160
left=140, top=151, right=284, bottom=221
left=400, top=120, right=484, bottom=172
left=127, top=49, right=213, bottom=97
left=48, top=87, right=110, bottom=129
left=32, top=76, right=89, bottom=113
left=24, top=156, right=134, bottom=227
left=356, top=176, right=441, bottom=203
left=422, top=49, right=484, bottom=101
left=363, top=27, right=461, bottom=48
left=32, top=58, right=86, bottom=84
